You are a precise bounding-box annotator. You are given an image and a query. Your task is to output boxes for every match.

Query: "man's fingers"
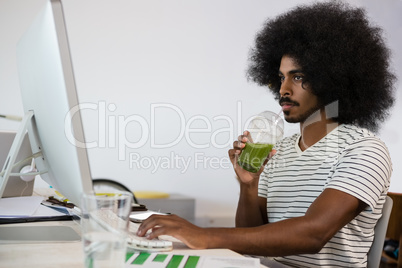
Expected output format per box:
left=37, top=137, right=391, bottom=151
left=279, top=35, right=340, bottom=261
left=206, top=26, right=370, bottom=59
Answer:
left=137, top=215, right=162, bottom=236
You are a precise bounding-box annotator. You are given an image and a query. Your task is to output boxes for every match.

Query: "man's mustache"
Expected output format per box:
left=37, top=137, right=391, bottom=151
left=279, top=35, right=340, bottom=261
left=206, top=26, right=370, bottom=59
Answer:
left=279, top=97, right=299, bottom=106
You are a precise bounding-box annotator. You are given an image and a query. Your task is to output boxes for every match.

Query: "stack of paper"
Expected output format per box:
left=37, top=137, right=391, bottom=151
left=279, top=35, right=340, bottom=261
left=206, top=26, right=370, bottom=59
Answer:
left=0, top=196, right=71, bottom=223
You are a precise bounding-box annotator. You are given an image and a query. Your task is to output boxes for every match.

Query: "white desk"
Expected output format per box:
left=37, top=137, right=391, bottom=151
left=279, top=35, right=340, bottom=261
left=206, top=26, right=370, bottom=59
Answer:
left=0, top=220, right=83, bottom=268
left=0, top=220, right=285, bottom=268
left=0, top=189, right=287, bottom=268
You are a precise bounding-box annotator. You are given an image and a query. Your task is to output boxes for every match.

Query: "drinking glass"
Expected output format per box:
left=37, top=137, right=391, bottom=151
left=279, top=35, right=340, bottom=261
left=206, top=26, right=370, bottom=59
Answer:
left=81, top=191, right=132, bottom=268
left=237, top=111, right=284, bottom=173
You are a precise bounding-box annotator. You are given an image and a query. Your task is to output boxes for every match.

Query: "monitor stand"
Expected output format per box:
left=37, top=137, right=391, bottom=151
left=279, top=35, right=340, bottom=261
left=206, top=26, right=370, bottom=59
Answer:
left=0, top=111, right=38, bottom=198
left=0, top=131, right=34, bottom=198
left=0, top=112, right=81, bottom=243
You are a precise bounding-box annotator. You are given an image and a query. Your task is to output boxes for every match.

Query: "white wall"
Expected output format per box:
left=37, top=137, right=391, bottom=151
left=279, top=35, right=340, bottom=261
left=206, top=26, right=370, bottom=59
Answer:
left=1, top=0, right=401, bottom=224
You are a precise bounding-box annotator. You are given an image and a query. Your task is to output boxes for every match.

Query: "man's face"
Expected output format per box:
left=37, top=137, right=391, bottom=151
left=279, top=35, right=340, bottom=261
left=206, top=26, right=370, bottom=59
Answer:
left=278, top=55, right=321, bottom=123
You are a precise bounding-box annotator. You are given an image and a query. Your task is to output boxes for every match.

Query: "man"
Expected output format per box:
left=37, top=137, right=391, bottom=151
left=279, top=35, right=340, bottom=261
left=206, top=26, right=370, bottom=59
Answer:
left=138, top=2, right=395, bottom=267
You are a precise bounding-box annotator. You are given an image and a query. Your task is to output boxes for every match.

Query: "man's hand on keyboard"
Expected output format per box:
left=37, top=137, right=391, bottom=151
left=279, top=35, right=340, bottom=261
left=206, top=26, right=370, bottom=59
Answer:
left=137, top=214, right=207, bottom=250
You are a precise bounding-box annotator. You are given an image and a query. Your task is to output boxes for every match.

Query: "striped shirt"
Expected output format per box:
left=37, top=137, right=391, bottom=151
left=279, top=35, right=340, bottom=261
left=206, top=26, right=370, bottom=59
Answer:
left=258, top=124, right=392, bottom=267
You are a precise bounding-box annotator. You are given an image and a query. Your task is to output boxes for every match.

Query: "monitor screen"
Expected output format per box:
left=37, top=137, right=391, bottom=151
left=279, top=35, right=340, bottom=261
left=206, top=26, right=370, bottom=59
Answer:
left=13, top=0, right=93, bottom=207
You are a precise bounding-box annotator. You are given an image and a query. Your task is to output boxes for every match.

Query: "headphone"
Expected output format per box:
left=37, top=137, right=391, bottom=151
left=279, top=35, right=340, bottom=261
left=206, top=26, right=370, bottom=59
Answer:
left=19, top=159, right=37, bottom=182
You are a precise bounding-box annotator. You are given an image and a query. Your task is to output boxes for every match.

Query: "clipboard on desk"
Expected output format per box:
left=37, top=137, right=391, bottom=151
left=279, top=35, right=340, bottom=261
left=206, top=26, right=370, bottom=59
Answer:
left=0, top=214, right=73, bottom=224
left=0, top=196, right=74, bottom=224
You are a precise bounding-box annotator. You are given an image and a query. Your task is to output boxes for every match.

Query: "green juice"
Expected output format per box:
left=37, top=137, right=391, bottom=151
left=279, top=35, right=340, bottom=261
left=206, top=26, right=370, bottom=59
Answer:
left=237, top=143, right=274, bottom=173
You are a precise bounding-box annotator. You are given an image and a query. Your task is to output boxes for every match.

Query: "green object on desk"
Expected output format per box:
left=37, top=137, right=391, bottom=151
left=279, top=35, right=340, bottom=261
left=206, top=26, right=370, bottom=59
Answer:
left=126, top=252, right=135, bottom=262
left=184, top=256, right=200, bottom=268
left=132, top=252, right=151, bottom=265
left=166, top=255, right=184, bottom=268
left=153, top=254, right=168, bottom=262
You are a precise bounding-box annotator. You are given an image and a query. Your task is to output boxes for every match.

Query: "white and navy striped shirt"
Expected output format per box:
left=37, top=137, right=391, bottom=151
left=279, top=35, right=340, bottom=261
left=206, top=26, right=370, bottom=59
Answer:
left=258, top=124, right=392, bottom=267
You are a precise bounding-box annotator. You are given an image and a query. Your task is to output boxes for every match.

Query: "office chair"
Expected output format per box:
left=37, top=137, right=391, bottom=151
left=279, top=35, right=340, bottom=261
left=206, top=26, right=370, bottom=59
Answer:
left=384, top=192, right=402, bottom=267
left=92, top=178, right=138, bottom=204
left=367, top=195, right=393, bottom=268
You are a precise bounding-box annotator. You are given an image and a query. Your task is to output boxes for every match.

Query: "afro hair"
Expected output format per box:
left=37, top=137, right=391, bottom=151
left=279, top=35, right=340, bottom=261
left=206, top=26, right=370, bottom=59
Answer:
left=247, top=1, right=396, bottom=132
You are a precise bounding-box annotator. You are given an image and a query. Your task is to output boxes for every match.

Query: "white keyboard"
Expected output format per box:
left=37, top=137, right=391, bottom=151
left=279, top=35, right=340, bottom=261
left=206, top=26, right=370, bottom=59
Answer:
left=92, top=210, right=173, bottom=252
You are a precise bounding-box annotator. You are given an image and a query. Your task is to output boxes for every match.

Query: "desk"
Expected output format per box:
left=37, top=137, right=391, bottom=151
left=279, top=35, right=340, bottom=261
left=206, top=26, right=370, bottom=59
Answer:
left=0, top=220, right=284, bottom=268
left=0, top=220, right=83, bottom=268
left=0, top=188, right=287, bottom=268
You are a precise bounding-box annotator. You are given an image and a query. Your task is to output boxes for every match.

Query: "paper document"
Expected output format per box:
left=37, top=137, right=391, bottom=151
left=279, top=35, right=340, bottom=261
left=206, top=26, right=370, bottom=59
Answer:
left=125, top=252, right=260, bottom=268
left=0, top=196, right=70, bottom=223
left=0, top=196, right=44, bottom=217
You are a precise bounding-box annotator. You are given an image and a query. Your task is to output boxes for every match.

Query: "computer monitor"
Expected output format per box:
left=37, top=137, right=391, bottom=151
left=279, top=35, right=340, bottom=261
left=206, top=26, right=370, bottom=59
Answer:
left=0, top=0, right=93, bottom=207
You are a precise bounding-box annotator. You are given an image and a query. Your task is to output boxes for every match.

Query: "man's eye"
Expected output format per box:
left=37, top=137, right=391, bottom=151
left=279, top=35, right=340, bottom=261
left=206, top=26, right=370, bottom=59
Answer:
left=294, top=75, right=303, bottom=81
left=279, top=76, right=285, bottom=83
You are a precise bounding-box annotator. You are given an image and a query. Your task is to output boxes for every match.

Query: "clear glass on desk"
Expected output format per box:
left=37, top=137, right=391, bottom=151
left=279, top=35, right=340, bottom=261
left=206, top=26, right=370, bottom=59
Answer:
left=81, top=191, right=132, bottom=268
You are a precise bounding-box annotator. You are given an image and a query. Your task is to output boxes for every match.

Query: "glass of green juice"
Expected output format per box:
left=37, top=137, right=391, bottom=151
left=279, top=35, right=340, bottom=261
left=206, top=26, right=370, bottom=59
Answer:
left=238, top=111, right=284, bottom=173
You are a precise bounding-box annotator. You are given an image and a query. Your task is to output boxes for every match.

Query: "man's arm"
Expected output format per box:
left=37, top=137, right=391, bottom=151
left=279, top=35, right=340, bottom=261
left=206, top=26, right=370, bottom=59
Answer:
left=235, top=179, right=268, bottom=227
left=230, top=131, right=269, bottom=227
left=228, top=188, right=367, bottom=256
left=137, top=188, right=367, bottom=256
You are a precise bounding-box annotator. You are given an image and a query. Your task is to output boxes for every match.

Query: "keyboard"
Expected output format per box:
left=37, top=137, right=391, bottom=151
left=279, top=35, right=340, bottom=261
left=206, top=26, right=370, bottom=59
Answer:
left=92, top=210, right=173, bottom=252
